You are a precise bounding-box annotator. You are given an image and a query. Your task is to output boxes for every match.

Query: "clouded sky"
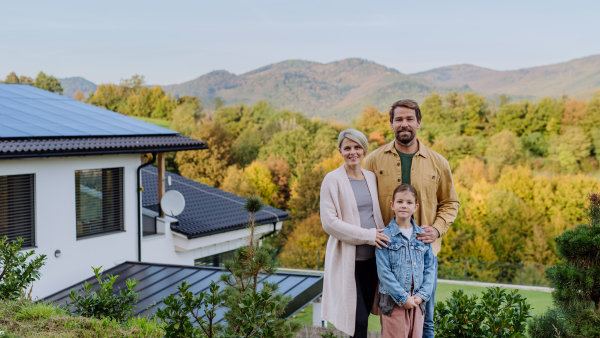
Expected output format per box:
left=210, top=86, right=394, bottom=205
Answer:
left=2, top=0, right=599, bottom=85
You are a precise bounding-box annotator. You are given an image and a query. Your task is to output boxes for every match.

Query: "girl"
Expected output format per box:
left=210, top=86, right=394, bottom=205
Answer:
left=375, top=184, right=435, bottom=338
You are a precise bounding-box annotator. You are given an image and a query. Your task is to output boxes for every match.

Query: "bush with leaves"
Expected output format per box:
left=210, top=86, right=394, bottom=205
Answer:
left=434, top=287, right=531, bottom=337
left=220, top=196, right=300, bottom=337
left=155, top=280, right=221, bottom=338
left=0, top=236, right=47, bottom=300
left=68, top=266, right=139, bottom=322
left=529, top=193, right=600, bottom=338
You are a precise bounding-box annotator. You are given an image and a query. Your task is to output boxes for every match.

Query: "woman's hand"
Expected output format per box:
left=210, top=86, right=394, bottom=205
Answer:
left=374, top=229, right=391, bottom=249
left=402, top=297, right=417, bottom=309
left=412, top=296, right=423, bottom=305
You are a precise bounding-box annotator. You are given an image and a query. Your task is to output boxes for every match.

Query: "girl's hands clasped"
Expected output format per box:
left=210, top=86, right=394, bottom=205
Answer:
left=374, top=229, right=391, bottom=249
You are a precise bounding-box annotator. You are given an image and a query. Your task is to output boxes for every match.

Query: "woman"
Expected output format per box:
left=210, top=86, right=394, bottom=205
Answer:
left=320, top=129, right=391, bottom=337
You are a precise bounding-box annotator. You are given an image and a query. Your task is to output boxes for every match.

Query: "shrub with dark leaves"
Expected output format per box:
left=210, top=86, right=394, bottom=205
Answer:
left=68, top=266, right=139, bottom=322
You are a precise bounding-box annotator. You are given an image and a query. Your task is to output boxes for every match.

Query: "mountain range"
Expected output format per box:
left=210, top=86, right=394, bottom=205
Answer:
left=59, top=54, right=600, bottom=120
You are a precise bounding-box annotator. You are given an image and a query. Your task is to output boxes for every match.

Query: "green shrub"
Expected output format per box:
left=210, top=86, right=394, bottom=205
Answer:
left=0, top=236, right=47, bottom=301
left=155, top=280, right=221, bottom=338
left=233, top=290, right=278, bottom=338
left=68, top=266, right=139, bottom=322
left=434, top=286, right=531, bottom=337
left=528, top=308, right=569, bottom=338
left=320, top=331, right=338, bottom=338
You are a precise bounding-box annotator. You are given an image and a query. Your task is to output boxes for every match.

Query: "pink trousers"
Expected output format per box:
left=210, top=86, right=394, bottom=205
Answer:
left=380, top=303, right=424, bottom=338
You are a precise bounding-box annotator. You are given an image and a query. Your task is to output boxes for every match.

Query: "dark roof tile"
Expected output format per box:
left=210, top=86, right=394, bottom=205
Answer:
left=142, top=166, right=290, bottom=238
left=0, top=135, right=207, bottom=159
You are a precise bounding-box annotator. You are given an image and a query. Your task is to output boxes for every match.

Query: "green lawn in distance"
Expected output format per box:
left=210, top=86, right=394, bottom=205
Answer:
left=133, top=117, right=172, bottom=129
left=293, top=283, right=552, bottom=332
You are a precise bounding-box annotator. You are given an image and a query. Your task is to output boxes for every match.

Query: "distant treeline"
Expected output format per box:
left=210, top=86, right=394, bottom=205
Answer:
left=1, top=71, right=64, bottom=94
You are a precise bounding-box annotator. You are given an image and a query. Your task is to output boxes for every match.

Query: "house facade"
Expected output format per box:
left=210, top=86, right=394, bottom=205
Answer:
left=0, top=84, right=290, bottom=300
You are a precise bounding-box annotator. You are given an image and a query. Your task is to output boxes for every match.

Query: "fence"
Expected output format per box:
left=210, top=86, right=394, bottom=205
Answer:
left=275, top=249, right=550, bottom=287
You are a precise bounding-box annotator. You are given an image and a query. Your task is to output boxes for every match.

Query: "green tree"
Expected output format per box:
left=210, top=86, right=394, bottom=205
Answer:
left=220, top=197, right=300, bottom=337
left=548, top=127, right=591, bottom=173
left=171, top=100, right=203, bottom=137
left=231, top=126, right=263, bottom=167
left=258, top=128, right=313, bottom=176
left=34, top=71, right=63, bottom=94
left=485, top=129, right=522, bottom=167
left=529, top=193, right=600, bottom=337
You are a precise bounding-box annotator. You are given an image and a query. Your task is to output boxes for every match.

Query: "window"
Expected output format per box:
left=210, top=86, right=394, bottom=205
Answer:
left=75, top=168, right=123, bottom=238
left=0, top=174, right=35, bottom=247
left=195, top=250, right=235, bottom=267
left=143, top=214, right=157, bottom=236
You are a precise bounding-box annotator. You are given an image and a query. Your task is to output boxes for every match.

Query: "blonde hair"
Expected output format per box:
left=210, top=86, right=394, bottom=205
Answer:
left=337, top=129, right=368, bottom=153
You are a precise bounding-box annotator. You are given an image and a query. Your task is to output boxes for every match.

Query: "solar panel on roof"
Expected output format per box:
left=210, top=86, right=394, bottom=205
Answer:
left=0, top=84, right=178, bottom=138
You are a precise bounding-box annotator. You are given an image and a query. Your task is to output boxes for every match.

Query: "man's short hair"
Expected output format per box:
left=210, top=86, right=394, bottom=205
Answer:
left=389, top=99, right=422, bottom=122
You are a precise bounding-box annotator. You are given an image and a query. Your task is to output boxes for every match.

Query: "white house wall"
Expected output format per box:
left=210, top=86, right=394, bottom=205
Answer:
left=0, top=154, right=141, bottom=299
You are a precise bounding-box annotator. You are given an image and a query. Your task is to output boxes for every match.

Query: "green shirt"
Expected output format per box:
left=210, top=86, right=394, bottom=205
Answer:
left=397, top=150, right=417, bottom=184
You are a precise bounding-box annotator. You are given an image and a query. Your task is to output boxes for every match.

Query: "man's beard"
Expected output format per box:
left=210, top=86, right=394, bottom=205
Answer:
left=395, top=128, right=416, bottom=145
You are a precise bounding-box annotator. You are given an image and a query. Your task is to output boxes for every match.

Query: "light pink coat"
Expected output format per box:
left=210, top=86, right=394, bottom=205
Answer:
left=320, top=165, right=385, bottom=335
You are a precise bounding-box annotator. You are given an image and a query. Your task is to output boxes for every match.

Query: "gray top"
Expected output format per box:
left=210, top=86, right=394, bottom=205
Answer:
left=349, top=177, right=377, bottom=261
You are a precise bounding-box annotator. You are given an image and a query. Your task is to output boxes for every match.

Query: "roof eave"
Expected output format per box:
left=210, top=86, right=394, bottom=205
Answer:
left=171, top=216, right=292, bottom=239
left=0, top=144, right=208, bottom=160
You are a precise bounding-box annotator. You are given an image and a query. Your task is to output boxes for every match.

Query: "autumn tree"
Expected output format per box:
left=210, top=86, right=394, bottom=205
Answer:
left=221, top=162, right=279, bottom=207
left=175, top=119, right=232, bottom=187
left=278, top=213, right=328, bottom=270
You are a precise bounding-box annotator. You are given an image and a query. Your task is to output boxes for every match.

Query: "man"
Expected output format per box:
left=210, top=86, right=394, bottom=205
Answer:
left=363, top=99, right=459, bottom=338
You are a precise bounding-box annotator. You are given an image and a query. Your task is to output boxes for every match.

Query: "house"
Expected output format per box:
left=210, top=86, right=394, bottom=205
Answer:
left=0, top=84, right=310, bottom=305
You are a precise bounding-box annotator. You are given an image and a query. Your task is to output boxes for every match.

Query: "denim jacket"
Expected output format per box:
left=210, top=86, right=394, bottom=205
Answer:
left=375, top=217, right=435, bottom=310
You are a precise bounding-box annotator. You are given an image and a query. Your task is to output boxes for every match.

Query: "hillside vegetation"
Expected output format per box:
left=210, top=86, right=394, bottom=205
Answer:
left=413, top=54, right=600, bottom=99
left=12, top=54, right=600, bottom=121
left=162, top=58, right=466, bottom=120
left=100, top=84, right=600, bottom=275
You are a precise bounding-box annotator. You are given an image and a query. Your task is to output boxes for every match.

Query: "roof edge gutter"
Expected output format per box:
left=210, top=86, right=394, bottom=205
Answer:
left=137, top=153, right=157, bottom=262
left=0, top=145, right=208, bottom=160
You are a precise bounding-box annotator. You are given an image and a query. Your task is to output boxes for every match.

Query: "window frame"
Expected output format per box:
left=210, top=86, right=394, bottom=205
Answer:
left=74, top=167, right=125, bottom=240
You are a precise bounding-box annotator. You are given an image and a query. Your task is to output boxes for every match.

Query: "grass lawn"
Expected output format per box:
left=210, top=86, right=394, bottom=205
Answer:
left=133, top=117, right=172, bottom=129
left=293, top=283, right=552, bottom=332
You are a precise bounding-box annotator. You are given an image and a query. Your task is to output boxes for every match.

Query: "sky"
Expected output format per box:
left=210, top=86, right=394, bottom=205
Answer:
left=1, top=0, right=599, bottom=85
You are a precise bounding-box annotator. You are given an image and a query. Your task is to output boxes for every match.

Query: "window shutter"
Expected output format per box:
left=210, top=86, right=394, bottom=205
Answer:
left=0, top=174, right=36, bottom=247
left=75, top=168, right=123, bottom=238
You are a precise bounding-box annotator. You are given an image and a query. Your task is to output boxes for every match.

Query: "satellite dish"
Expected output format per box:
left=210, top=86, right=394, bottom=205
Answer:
left=161, top=190, right=185, bottom=217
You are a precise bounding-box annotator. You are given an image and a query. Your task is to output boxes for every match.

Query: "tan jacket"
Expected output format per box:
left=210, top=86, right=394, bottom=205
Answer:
left=363, top=140, right=460, bottom=256
left=319, top=165, right=385, bottom=336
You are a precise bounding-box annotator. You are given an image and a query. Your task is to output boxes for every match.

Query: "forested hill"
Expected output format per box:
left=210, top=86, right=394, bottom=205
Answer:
left=58, top=77, right=98, bottom=98
left=161, top=58, right=467, bottom=120
left=412, top=54, right=600, bottom=99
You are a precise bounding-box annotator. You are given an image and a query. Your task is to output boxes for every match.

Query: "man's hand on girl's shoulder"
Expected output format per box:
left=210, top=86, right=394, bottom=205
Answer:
left=416, top=225, right=439, bottom=243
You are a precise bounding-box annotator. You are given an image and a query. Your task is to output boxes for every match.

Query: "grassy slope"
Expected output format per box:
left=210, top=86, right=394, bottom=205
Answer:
left=294, top=283, right=553, bottom=332
left=0, top=300, right=163, bottom=338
